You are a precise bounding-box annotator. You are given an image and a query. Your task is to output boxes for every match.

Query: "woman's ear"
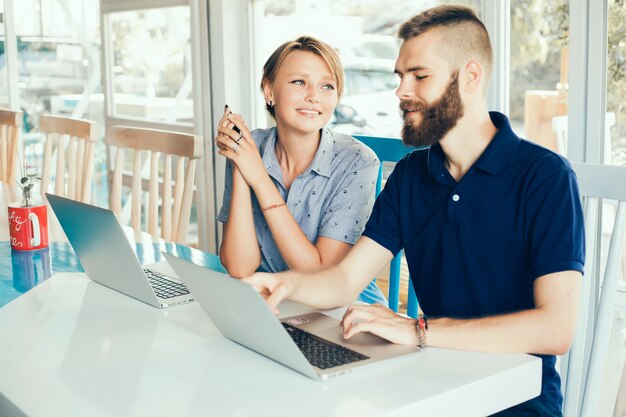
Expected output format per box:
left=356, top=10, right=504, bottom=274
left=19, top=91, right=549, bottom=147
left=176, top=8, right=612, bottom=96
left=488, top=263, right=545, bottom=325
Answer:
left=262, top=81, right=274, bottom=105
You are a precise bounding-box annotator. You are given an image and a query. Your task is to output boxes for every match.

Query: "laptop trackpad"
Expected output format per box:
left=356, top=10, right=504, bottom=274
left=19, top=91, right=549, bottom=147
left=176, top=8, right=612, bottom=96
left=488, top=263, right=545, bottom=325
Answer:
left=317, top=325, right=390, bottom=347
left=285, top=312, right=389, bottom=347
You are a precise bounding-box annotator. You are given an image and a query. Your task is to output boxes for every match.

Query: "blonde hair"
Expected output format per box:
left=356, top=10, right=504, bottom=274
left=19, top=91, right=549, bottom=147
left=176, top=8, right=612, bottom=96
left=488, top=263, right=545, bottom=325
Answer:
left=261, top=36, right=344, bottom=119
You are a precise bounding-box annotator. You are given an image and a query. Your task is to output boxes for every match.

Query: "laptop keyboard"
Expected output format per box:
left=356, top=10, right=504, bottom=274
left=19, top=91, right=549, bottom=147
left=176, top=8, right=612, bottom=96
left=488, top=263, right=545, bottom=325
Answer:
left=282, top=322, right=369, bottom=370
left=144, top=268, right=190, bottom=299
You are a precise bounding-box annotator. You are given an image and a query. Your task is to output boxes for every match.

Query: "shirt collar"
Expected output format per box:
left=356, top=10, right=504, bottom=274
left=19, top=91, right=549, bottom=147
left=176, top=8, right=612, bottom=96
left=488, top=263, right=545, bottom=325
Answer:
left=308, top=128, right=333, bottom=178
left=473, top=112, right=520, bottom=176
left=427, top=111, right=520, bottom=179
left=260, top=127, right=333, bottom=180
left=260, top=128, right=282, bottom=184
left=426, top=143, right=448, bottom=181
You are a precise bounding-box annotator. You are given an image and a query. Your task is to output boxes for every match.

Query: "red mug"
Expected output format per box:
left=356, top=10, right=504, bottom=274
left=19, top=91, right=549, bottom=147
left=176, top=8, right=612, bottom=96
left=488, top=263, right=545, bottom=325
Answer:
left=8, top=203, right=49, bottom=251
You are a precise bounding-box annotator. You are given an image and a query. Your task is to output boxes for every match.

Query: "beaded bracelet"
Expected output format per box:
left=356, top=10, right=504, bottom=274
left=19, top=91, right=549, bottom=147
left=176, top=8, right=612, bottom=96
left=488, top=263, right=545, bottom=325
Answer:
left=262, top=202, right=287, bottom=212
left=416, top=315, right=428, bottom=348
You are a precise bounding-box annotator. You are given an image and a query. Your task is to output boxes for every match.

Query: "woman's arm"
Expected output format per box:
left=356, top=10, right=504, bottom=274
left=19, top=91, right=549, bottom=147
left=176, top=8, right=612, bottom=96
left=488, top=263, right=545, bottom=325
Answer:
left=249, top=173, right=353, bottom=271
left=219, top=164, right=262, bottom=277
left=215, top=108, right=261, bottom=277
left=218, top=126, right=350, bottom=271
left=248, top=140, right=378, bottom=272
left=219, top=118, right=376, bottom=272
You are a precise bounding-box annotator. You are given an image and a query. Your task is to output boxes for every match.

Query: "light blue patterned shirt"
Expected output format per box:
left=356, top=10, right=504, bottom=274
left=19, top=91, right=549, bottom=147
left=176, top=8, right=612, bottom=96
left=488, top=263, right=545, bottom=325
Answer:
left=217, top=127, right=386, bottom=305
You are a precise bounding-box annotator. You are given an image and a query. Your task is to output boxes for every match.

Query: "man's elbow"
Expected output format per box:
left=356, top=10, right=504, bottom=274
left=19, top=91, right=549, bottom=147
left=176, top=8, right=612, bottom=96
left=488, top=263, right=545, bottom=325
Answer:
left=545, top=336, right=574, bottom=356
left=540, top=325, right=576, bottom=356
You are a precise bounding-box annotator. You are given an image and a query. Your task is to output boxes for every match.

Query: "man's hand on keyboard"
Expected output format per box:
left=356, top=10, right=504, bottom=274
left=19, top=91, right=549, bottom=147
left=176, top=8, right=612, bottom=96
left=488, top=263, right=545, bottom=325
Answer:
left=340, top=304, right=420, bottom=346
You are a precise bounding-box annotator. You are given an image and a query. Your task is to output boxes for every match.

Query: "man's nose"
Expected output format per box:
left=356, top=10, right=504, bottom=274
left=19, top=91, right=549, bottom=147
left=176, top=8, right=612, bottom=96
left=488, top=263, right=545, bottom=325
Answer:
left=396, top=77, right=413, bottom=100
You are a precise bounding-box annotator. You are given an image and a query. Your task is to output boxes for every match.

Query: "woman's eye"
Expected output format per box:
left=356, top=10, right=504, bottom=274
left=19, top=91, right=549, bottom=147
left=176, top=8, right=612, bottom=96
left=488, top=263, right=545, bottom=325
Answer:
left=291, top=80, right=305, bottom=85
left=416, top=75, right=428, bottom=81
left=321, top=84, right=335, bottom=90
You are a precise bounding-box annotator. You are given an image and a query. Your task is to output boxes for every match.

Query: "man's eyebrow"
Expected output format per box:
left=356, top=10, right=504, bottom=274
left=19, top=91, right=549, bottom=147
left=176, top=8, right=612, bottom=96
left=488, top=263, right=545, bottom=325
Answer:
left=394, top=66, right=429, bottom=76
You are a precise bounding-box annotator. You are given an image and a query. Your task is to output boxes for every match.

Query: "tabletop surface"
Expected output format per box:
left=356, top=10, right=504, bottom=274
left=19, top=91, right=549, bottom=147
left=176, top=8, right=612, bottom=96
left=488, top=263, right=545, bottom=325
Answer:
left=0, top=184, right=542, bottom=417
left=0, top=272, right=541, bottom=417
left=0, top=182, right=224, bottom=308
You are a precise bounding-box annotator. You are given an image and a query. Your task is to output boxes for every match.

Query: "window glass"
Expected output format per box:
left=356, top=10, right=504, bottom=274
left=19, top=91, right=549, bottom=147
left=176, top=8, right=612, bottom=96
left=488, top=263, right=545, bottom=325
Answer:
left=602, top=1, right=626, bottom=415
left=12, top=0, right=105, bottom=206
left=40, top=0, right=99, bottom=38
left=0, top=0, right=8, bottom=106
left=608, top=0, right=625, bottom=167
left=14, top=0, right=42, bottom=36
left=108, top=7, right=192, bottom=124
left=256, top=0, right=482, bottom=138
left=510, top=0, right=569, bottom=153
left=0, top=39, right=7, bottom=106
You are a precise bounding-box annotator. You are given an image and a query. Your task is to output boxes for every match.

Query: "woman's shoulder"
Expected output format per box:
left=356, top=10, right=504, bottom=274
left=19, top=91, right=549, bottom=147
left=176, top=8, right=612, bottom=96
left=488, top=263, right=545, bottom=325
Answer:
left=250, top=126, right=277, bottom=148
left=326, top=128, right=379, bottom=165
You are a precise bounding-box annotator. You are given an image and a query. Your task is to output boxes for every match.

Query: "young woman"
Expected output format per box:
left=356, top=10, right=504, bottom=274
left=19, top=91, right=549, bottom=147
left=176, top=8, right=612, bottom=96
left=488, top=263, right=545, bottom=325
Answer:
left=215, top=36, right=385, bottom=305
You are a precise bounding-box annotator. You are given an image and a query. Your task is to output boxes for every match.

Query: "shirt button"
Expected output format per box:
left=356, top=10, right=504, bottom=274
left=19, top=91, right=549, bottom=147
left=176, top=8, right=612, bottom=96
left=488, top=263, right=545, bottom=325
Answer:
left=452, top=194, right=460, bottom=202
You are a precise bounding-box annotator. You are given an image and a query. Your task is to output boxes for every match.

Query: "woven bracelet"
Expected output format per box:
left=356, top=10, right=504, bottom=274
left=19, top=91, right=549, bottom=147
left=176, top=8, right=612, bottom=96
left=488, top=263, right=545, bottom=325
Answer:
left=262, top=202, right=286, bottom=212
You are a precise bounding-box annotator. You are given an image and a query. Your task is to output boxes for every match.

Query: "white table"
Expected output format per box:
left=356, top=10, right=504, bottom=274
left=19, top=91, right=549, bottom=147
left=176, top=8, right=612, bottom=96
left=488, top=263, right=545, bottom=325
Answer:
left=0, top=272, right=541, bottom=417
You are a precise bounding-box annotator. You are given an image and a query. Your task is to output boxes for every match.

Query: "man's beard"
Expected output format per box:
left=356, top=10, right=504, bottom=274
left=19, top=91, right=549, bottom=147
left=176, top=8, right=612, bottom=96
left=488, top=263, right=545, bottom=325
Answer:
left=400, top=73, right=464, bottom=147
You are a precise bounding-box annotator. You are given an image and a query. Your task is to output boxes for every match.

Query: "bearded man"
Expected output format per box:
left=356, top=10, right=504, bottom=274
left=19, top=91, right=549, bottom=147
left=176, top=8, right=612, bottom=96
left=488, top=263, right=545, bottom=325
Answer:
left=245, top=5, right=585, bottom=416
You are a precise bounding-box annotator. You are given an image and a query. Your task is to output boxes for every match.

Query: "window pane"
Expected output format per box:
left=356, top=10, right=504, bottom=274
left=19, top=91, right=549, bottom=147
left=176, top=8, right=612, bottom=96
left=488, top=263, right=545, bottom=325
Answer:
left=0, top=40, right=7, bottom=106
left=608, top=0, right=625, bottom=167
left=40, top=0, right=99, bottom=38
left=14, top=0, right=42, bottom=36
left=510, top=0, right=569, bottom=153
left=0, top=2, right=6, bottom=105
left=13, top=0, right=106, bottom=206
left=605, top=1, right=626, bottom=414
left=256, top=0, right=482, bottom=138
left=109, top=7, right=193, bottom=124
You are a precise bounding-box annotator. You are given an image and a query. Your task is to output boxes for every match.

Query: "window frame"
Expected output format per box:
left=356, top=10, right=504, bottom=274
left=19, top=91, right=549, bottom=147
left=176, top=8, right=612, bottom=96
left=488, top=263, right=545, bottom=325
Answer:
left=100, top=0, right=215, bottom=249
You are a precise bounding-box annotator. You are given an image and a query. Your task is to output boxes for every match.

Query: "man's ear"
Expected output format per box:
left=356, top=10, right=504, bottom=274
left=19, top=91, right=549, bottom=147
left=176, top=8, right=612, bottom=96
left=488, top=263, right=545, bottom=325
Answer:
left=462, top=61, right=483, bottom=94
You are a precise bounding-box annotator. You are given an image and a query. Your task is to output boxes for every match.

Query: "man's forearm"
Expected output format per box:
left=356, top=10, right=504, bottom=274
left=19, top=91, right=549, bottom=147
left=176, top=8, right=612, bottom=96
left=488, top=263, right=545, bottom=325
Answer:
left=287, top=264, right=362, bottom=309
left=427, top=308, right=571, bottom=355
left=426, top=271, right=581, bottom=355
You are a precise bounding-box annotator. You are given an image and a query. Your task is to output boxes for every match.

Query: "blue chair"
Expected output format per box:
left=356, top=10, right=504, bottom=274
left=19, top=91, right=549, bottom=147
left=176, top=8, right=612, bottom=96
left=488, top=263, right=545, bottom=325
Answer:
left=353, top=135, right=421, bottom=318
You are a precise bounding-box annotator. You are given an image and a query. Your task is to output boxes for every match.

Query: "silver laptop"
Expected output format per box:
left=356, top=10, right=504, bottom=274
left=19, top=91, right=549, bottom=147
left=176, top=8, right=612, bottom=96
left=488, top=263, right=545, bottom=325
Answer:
left=163, top=252, right=420, bottom=380
left=46, top=193, right=195, bottom=309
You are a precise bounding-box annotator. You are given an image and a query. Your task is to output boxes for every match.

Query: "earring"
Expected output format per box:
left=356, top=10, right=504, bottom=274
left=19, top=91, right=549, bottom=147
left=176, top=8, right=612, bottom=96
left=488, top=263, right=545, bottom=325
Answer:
left=267, top=100, right=274, bottom=108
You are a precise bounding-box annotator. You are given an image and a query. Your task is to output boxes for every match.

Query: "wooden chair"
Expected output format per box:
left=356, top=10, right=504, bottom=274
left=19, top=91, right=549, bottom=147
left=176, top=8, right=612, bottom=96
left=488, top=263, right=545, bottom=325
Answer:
left=562, top=162, right=626, bottom=417
left=354, top=135, right=421, bottom=317
left=106, top=126, right=202, bottom=244
left=39, top=114, right=98, bottom=203
left=0, top=109, right=23, bottom=184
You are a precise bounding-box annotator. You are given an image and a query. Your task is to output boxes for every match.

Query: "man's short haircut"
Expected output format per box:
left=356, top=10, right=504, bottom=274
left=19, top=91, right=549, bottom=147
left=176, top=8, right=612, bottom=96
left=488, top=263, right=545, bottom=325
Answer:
left=398, top=5, right=493, bottom=82
left=261, top=35, right=343, bottom=119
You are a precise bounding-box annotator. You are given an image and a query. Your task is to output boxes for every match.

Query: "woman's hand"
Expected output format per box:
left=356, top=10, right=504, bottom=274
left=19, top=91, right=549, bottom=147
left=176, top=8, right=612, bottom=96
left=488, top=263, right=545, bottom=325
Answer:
left=214, top=106, right=235, bottom=151
left=216, top=111, right=267, bottom=188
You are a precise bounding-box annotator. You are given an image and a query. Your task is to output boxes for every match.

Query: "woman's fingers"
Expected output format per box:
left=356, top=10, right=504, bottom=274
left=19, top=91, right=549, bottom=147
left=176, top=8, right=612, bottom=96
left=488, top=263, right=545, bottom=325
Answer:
left=227, top=114, right=251, bottom=143
left=217, top=126, right=245, bottom=146
left=215, top=106, right=234, bottom=150
left=216, top=133, right=242, bottom=153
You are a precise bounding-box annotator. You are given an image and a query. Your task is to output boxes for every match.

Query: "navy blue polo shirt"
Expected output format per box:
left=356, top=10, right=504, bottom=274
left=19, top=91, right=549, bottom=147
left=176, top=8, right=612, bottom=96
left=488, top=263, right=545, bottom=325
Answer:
left=362, top=112, right=585, bottom=414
